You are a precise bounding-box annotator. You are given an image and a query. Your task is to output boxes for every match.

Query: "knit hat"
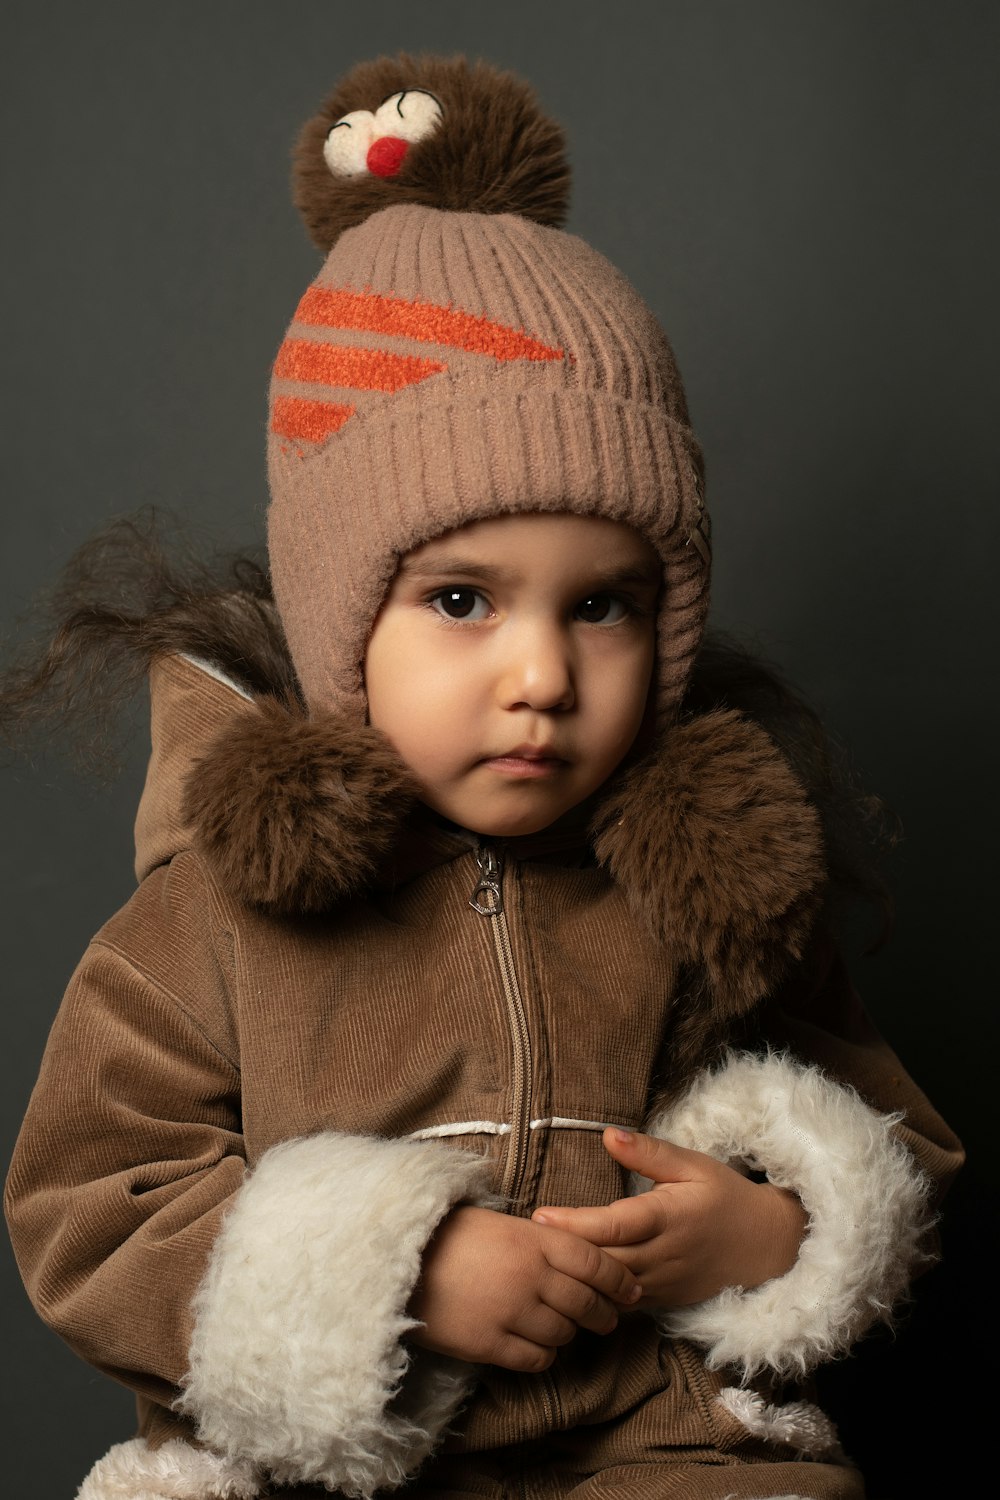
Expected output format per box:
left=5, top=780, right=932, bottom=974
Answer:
left=267, top=54, right=711, bottom=725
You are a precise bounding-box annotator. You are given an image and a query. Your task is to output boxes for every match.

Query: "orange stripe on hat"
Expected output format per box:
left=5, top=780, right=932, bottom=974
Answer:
left=294, top=286, right=565, bottom=363
left=274, top=339, right=445, bottom=392
left=271, top=396, right=355, bottom=442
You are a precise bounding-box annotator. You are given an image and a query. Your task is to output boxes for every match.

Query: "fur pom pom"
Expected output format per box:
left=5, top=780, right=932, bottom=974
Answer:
left=182, top=697, right=416, bottom=913
left=592, top=710, right=825, bottom=1012
left=293, top=53, right=570, bottom=253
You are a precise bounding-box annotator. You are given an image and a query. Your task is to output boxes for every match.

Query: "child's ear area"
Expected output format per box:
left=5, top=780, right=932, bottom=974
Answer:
left=360, top=625, right=379, bottom=729
left=360, top=563, right=406, bottom=731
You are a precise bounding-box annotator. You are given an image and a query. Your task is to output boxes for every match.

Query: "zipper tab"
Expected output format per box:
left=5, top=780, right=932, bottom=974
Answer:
left=470, top=844, right=504, bottom=915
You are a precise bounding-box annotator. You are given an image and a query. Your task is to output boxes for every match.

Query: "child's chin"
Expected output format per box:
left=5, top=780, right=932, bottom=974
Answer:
left=476, top=813, right=561, bottom=838
left=428, top=792, right=576, bottom=841
left=459, top=798, right=584, bottom=841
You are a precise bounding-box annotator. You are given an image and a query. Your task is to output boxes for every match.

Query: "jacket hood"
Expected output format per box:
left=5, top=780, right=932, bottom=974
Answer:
left=135, top=653, right=256, bottom=883
left=137, top=651, right=825, bottom=1015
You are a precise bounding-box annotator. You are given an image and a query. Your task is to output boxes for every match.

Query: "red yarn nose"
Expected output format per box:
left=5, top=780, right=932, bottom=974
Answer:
left=366, top=136, right=409, bottom=178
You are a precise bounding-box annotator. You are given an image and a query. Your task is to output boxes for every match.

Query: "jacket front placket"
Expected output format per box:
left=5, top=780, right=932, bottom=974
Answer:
left=469, top=841, right=564, bottom=1440
left=469, top=843, right=534, bottom=1204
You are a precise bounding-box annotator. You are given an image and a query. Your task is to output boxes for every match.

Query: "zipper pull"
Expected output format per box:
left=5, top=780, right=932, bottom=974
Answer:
left=470, top=844, right=504, bottom=915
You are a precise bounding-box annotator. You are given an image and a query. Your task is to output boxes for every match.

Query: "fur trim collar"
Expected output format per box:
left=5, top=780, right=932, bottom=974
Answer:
left=592, top=709, right=824, bottom=1013
left=182, top=696, right=418, bottom=913
left=180, top=675, right=823, bottom=1007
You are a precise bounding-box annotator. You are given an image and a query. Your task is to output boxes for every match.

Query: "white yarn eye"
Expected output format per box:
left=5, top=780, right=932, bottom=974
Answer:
left=373, top=89, right=443, bottom=145
left=323, top=110, right=377, bottom=177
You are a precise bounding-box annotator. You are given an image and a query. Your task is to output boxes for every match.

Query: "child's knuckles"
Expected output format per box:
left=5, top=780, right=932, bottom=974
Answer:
left=614, top=1261, right=641, bottom=1300
left=545, top=1212, right=599, bottom=1246
left=641, top=1134, right=699, bottom=1180
left=572, top=1283, right=600, bottom=1321
left=504, top=1339, right=556, bottom=1374
left=575, top=1239, right=606, bottom=1281
left=576, top=1292, right=618, bottom=1334
left=544, top=1228, right=591, bottom=1275
left=648, top=1197, right=672, bottom=1234
left=602, top=1215, right=631, bottom=1247
left=533, top=1309, right=577, bottom=1347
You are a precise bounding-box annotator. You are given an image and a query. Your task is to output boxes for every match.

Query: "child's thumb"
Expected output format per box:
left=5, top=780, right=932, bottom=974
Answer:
left=601, top=1127, right=692, bottom=1183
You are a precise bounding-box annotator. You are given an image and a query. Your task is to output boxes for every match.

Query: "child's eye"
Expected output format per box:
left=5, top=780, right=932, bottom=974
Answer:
left=574, top=593, right=629, bottom=624
left=429, top=588, right=491, bottom=622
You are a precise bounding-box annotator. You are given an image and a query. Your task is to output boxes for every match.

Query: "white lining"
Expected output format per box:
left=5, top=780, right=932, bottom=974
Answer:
left=407, top=1116, right=614, bottom=1141
left=179, top=651, right=254, bottom=702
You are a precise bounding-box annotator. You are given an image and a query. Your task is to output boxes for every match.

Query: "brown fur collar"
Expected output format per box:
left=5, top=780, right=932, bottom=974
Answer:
left=183, top=698, right=823, bottom=1010
left=592, top=710, right=824, bottom=1017
left=183, top=698, right=418, bottom=914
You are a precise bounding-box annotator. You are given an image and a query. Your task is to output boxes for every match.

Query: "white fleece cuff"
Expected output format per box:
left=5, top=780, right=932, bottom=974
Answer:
left=177, top=1132, right=491, bottom=1499
left=76, top=1437, right=260, bottom=1499
left=643, top=1050, right=931, bottom=1378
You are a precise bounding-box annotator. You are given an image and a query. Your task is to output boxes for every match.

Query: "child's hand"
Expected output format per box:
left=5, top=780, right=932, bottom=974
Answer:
left=406, top=1204, right=642, bottom=1371
left=531, top=1128, right=807, bottom=1310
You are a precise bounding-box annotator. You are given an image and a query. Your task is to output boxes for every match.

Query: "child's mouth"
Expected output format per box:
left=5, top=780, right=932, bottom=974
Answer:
left=482, top=746, right=566, bottom=778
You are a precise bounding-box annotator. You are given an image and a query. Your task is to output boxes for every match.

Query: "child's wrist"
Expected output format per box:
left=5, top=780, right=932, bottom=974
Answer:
left=750, top=1183, right=808, bottom=1286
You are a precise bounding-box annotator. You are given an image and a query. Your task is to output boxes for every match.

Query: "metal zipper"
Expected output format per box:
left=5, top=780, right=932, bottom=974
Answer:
left=471, top=849, right=563, bottom=1436
left=470, top=844, right=533, bottom=1203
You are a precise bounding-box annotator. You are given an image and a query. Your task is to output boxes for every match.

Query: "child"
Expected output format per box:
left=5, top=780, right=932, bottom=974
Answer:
left=4, top=53, right=963, bottom=1500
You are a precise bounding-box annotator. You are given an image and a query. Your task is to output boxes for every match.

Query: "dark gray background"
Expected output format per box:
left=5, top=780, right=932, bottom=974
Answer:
left=2, top=3, right=995, bottom=1495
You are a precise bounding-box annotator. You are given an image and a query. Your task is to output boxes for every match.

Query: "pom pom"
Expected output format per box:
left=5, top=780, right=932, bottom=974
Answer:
left=183, top=698, right=417, bottom=913
left=293, top=52, right=570, bottom=253
left=592, top=710, right=826, bottom=1013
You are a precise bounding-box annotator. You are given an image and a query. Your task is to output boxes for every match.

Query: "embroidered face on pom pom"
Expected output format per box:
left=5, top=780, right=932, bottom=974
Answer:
left=324, top=89, right=443, bottom=180
left=293, top=54, right=570, bottom=254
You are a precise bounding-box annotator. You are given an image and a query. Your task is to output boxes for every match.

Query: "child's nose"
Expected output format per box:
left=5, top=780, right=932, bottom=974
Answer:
left=498, top=622, right=575, bottom=712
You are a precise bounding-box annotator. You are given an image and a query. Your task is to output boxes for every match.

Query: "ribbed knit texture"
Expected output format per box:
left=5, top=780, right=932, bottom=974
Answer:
left=267, top=205, right=708, bottom=720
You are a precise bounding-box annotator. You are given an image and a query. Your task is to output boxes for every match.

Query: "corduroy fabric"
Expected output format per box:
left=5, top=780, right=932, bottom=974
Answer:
left=266, top=205, right=708, bottom=723
left=5, top=655, right=963, bottom=1496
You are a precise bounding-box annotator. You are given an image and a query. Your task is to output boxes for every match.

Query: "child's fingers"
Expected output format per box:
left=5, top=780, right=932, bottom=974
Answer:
left=491, top=1332, right=559, bottom=1374
left=536, top=1223, right=642, bottom=1303
left=511, top=1302, right=579, bottom=1352
left=537, top=1268, right=621, bottom=1336
left=600, top=1127, right=703, bottom=1183
left=532, top=1195, right=663, bottom=1247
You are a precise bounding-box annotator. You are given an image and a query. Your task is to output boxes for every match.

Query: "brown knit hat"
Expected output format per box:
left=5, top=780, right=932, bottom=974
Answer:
left=267, top=54, right=711, bottom=725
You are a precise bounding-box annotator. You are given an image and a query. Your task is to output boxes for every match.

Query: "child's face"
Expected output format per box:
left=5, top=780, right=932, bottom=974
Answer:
left=364, top=512, right=660, bottom=837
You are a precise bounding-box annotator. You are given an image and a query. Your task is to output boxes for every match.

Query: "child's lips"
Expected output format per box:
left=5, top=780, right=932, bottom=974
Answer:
left=481, top=745, right=568, bottom=778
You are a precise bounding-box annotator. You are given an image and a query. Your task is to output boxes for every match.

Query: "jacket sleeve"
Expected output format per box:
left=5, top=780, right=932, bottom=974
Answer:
left=4, top=857, right=245, bottom=1410
left=641, top=934, right=964, bottom=1380
left=4, top=852, right=491, bottom=1499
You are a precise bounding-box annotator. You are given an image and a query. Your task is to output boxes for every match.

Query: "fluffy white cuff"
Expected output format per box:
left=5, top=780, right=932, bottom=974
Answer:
left=643, top=1051, right=931, bottom=1378
left=77, top=1438, right=260, bottom=1499
left=177, top=1132, right=491, bottom=1499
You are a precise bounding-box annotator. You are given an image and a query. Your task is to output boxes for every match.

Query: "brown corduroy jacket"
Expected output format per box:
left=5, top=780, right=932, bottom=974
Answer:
left=5, top=652, right=963, bottom=1500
